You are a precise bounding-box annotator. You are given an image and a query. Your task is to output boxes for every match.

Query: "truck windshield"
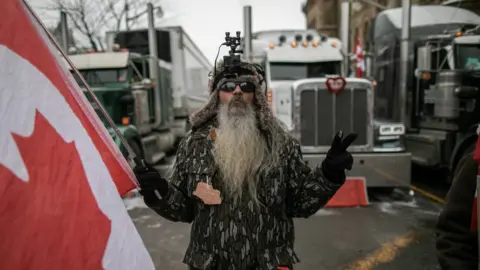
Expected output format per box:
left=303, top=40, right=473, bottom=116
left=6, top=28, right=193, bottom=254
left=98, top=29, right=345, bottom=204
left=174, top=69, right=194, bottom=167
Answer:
left=71, top=68, right=128, bottom=86
left=269, top=61, right=342, bottom=80
left=82, top=89, right=129, bottom=126
left=455, top=44, right=480, bottom=71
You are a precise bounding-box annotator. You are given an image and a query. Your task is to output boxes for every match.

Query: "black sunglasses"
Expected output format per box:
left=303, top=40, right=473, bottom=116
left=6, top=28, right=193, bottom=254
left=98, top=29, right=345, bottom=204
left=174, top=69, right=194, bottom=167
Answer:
left=219, top=81, right=256, bottom=93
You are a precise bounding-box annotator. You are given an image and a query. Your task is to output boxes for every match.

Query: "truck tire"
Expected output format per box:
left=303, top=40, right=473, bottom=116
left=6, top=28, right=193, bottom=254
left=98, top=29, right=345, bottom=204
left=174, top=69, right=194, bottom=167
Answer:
left=448, top=143, right=476, bottom=185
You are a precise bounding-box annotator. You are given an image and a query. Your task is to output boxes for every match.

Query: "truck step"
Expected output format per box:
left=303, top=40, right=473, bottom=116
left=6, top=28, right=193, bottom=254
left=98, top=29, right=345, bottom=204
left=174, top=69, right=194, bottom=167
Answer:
left=405, top=130, right=447, bottom=167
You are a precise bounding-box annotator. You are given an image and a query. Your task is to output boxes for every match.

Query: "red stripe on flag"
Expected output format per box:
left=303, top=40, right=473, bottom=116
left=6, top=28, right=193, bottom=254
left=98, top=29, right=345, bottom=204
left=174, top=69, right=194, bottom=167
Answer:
left=474, top=132, right=480, bottom=161
left=0, top=0, right=136, bottom=195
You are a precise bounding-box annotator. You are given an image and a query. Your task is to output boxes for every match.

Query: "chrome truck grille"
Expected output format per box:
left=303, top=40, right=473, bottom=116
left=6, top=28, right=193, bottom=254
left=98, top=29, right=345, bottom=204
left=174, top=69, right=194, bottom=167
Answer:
left=292, top=79, right=374, bottom=152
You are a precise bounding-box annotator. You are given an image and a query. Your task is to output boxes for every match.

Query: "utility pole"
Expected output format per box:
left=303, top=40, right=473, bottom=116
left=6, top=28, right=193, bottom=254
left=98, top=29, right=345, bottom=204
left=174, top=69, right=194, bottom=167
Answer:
left=243, top=5, right=253, bottom=62
left=340, top=0, right=351, bottom=76
left=392, top=0, right=402, bottom=7
left=399, top=0, right=411, bottom=125
left=125, top=0, right=129, bottom=30
left=60, top=11, right=69, bottom=52
left=353, top=0, right=388, bottom=10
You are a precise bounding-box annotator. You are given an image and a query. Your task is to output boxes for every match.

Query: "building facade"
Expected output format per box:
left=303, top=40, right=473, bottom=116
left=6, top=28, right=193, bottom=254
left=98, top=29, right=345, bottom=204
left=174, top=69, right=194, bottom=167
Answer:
left=302, top=0, right=480, bottom=52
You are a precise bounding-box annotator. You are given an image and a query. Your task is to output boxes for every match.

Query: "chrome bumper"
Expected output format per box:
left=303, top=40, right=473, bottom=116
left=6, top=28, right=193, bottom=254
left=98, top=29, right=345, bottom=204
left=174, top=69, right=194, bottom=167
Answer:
left=303, top=151, right=412, bottom=187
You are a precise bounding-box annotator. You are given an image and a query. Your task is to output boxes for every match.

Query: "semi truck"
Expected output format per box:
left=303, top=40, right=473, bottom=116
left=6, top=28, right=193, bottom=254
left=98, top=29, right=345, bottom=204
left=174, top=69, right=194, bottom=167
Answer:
left=366, top=5, right=480, bottom=182
left=248, top=29, right=411, bottom=190
left=107, top=26, right=212, bottom=131
left=68, top=26, right=211, bottom=165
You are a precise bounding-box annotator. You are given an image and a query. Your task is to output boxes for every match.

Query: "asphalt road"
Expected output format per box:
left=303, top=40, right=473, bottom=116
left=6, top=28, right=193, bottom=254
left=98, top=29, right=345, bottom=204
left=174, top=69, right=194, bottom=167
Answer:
left=125, top=162, right=445, bottom=270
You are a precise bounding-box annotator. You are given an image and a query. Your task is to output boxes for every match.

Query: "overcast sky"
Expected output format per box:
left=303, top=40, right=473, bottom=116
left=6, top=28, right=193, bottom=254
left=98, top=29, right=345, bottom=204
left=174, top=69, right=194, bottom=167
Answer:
left=28, top=0, right=307, bottom=62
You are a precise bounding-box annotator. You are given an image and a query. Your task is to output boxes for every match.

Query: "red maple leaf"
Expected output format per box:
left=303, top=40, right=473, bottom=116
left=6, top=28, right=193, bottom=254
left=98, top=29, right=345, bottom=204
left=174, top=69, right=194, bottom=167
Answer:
left=0, top=111, right=111, bottom=269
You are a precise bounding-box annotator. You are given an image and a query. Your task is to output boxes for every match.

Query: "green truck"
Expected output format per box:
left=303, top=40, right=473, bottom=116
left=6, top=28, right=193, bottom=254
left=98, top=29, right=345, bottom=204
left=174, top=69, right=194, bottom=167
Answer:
left=67, top=26, right=211, bottom=166
left=69, top=50, right=176, bottom=164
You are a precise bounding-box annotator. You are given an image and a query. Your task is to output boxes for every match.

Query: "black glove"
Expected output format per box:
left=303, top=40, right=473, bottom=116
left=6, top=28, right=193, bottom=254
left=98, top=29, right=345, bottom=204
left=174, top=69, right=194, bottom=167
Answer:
left=133, top=162, right=169, bottom=197
left=322, top=131, right=357, bottom=183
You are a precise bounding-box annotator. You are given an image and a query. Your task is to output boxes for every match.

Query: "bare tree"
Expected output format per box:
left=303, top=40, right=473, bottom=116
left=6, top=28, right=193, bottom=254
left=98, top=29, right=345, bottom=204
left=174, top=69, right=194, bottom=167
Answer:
left=108, top=0, right=163, bottom=32
left=39, top=0, right=162, bottom=51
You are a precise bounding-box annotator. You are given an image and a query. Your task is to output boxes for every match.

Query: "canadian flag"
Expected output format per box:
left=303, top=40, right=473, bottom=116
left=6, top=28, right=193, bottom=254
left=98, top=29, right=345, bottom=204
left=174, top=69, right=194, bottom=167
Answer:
left=0, top=0, right=154, bottom=269
left=354, top=39, right=365, bottom=78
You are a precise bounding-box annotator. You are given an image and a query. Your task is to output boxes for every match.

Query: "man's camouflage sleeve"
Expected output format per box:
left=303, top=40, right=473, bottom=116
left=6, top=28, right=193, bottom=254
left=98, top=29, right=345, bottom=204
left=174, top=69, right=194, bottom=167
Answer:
left=285, top=139, right=343, bottom=218
left=142, top=136, right=195, bottom=223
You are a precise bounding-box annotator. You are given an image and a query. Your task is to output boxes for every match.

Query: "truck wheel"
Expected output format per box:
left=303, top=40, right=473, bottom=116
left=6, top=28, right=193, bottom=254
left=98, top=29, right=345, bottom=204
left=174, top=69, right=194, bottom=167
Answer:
left=448, top=143, right=476, bottom=185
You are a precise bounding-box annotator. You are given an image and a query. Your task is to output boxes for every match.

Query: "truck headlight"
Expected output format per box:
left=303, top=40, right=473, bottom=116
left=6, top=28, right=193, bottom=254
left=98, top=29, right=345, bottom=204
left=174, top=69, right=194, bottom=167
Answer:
left=379, top=124, right=405, bottom=136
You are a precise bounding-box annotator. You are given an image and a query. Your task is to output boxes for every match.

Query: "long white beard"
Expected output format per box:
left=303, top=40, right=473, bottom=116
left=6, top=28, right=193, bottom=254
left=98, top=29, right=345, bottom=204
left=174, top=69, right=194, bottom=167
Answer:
left=213, top=104, right=267, bottom=201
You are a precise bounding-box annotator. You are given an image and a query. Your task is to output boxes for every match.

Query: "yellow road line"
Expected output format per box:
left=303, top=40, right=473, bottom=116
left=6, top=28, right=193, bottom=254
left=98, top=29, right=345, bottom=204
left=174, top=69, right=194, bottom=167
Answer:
left=342, top=165, right=445, bottom=269
left=342, top=232, right=416, bottom=270
left=365, top=163, right=445, bottom=205
left=409, top=185, right=445, bottom=205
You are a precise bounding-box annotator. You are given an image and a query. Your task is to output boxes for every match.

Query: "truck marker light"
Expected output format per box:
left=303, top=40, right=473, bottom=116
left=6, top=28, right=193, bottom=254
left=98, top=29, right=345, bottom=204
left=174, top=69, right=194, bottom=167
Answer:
left=121, top=117, right=130, bottom=125
left=421, top=72, right=431, bottom=80
left=302, top=41, right=308, bottom=47
left=312, top=41, right=319, bottom=47
left=294, top=34, right=302, bottom=42
left=331, top=41, right=338, bottom=48
left=291, top=41, right=297, bottom=48
left=269, top=43, right=275, bottom=49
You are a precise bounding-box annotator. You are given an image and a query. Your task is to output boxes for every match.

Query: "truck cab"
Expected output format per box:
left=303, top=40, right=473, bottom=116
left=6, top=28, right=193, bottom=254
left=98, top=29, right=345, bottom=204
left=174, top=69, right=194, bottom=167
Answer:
left=68, top=49, right=175, bottom=164
left=249, top=29, right=411, bottom=189
left=367, top=5, right=480, bottom=180
left=411, top=31, right=480, bottom=170
left=252, top=30, right=343, bottom=130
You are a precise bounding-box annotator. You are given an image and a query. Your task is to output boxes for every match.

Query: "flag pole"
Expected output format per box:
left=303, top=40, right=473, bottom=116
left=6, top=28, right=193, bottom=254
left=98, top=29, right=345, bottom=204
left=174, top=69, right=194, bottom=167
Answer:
left=21, top=0, right=143, bottom=173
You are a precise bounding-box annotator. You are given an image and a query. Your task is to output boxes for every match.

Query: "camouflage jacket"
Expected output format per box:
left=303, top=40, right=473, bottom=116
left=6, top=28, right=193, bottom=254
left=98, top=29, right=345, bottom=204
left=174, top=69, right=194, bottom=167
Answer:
left=142, top=121, right=344, bottom=270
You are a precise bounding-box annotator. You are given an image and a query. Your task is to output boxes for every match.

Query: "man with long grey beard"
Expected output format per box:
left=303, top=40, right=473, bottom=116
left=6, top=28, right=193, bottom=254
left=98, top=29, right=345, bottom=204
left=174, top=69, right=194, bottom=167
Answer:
left=134, top=60, right=357, bottom=270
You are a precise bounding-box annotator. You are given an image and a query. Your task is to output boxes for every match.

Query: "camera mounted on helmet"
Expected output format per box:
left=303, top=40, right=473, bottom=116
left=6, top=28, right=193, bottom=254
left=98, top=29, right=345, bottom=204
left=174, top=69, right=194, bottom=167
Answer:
left=222, top=31, right=243, bottom=76
left=209, top=31, right=266, bottom=92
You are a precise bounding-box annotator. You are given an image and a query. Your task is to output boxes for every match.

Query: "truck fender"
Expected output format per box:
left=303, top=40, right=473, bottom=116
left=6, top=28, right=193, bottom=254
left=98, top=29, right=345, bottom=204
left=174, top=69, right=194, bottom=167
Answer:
left=449, top=124, right=479, bottom=171
left=122, top=127, right=145, bottom=159
left=130, top=136, right=145, bottom=158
